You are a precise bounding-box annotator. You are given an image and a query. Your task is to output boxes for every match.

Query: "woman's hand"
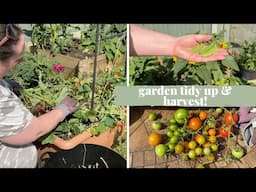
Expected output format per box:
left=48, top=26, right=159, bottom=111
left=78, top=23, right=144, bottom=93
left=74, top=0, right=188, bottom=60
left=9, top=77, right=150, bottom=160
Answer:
left=171, top=34, right=228, bottom=62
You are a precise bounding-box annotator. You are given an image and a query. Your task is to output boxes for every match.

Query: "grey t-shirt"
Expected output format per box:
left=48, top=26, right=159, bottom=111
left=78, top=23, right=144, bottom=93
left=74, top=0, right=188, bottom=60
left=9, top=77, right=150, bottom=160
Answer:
left=0, top=83, right=37, bottom=168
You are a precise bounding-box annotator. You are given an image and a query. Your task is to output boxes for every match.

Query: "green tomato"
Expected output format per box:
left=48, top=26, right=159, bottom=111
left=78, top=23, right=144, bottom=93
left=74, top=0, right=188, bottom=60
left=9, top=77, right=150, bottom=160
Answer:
left=168, top=143, right=176, bottom=152
left=196, top=164, right=205, bottom=168
left=210, top=144, right=218, bottom=152
left=166, top=130, right=174, bottom=138
left=173, top=130, right=180, bottom=136
left=148, top=112, right=158, bottom=121
left=188, top=141, right=197, bottom=150
left=216, top=108, right=223, bottom=114
left=182, top=154, right=189, bottom=161
left=152, top=121, right=162, bottom=130
left=195, top=147, right=203, bottom=156
left=169, top=117, right=177, bottom=124
left=203, top=147, right=211, bottom=156
left=188, top=150, right=196, bottom=159
left=231, top=146, right=244, bottom=159
left=174, top=108, right=189, bottom=125
left=155, top=144, right=168, bottom=157
left=169, top=135, right=179, bottom=144
left=169, top=124, right=179, bottom=131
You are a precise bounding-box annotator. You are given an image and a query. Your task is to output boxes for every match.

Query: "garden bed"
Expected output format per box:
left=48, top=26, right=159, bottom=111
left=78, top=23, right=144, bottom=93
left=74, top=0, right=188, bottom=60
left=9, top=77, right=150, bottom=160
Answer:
left=129, top=107, right=254, bottom=168
left=29, top=47, right=125, bottom=78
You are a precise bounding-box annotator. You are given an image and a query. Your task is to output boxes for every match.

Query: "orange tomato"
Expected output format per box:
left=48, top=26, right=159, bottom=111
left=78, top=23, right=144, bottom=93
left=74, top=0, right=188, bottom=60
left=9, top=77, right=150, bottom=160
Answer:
left=208, top=135, right=217, bottom=143
left=207, top=153, right=215, bottom=162
left=114, top=71, right=122, bottom=77
left=35, top=104, right=43, bottom=111
left=183, top=141, right=189, bottom=149
left=75, top=82, right=81, bottom=88
left=188, top=117, right=202, bottom=131
left=195, top=134, right=206, bottom=145
left=175, top=144, right=184, bottom=154
left=224, top=112, right=239, bottom=125
left=199, top=111, right=207, bottom=121
left=148, top=132, right=162, bottom=146
left=208, top=128, right=216, bottom=136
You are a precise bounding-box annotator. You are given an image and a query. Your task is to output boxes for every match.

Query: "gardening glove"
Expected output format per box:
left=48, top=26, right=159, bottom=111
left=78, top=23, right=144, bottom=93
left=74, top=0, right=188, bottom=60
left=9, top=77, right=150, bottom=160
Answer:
left=55, top=96, right=78, bottom=121
left=0, top=79, right=21, bottom=96
left=238, top=107, right=256, bottom=124
left=241, top=118, right=256, bottom=147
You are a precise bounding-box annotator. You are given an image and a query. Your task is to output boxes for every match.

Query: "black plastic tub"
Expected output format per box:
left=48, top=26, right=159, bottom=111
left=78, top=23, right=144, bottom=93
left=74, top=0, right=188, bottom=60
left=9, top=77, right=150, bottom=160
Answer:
left=42, top=144, right=126, bottom=168
left=241, top=69, right=256, bottom=80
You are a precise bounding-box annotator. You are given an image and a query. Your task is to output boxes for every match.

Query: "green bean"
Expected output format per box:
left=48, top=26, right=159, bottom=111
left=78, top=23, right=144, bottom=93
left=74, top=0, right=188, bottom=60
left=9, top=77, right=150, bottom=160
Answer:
left=191, top=42, right=219, bottom=57
left=201, top=44, right=218, bottom=57
left=191, top=44, right=204, bottom=53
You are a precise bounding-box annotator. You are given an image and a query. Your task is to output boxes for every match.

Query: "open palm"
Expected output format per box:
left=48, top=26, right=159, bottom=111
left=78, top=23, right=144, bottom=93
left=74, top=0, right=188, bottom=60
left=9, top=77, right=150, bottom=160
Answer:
left=172, top=34, right=228, bottom=62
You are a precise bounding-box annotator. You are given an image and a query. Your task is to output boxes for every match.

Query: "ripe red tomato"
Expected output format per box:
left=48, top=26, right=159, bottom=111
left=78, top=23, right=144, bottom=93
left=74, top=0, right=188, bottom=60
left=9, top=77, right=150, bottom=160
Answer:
left=114, top=71, right=122, bottom=77
left=35, top=104, right=43, bottom=111
left=218, top=126, right=231, bottom=138
left=224, top=112, right=239, bottom=125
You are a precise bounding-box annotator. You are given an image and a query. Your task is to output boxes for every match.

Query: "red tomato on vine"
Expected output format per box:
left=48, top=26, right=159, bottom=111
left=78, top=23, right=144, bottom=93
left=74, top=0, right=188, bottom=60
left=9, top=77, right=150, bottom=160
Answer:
left=224, top=112, right=238, bottom=125
left=219, top=126, right=231, bottom=138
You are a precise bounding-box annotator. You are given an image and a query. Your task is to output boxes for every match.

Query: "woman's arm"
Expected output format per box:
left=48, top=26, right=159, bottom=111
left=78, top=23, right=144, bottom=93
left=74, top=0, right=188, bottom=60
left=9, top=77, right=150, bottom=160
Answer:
left=1, top=96, right=77, bottom=145
left=1, top=109, right=65, bottom=145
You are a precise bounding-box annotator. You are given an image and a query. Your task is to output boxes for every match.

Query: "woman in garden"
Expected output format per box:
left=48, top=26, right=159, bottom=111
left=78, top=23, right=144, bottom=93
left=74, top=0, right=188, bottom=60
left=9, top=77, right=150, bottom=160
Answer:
left=0, top=24, right=78, bottom=168
left=129, top=24, right=229, bottom=62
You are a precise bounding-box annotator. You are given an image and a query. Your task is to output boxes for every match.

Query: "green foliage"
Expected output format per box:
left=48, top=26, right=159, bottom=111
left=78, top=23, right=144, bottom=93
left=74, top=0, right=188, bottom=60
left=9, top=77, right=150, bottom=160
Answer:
left=31, top=24, right=76, bottom=55
left=129, top=57, right=176, bottom=85
left=31, top=24, right=126, bottom=63
left=7, top=51, right=126, bottom=147
left=5, top=51, right=58, bottom=88
left=238, top=40, right=256, bottom=70
left=78, top=24, right=126, bottom=62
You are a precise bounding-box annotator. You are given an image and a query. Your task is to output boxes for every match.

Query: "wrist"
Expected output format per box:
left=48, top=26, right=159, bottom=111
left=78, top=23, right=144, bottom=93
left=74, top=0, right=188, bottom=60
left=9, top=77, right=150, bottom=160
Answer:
left=168, top=36, right=178, bottom=56
left=54, top=104, right=69, bottom=121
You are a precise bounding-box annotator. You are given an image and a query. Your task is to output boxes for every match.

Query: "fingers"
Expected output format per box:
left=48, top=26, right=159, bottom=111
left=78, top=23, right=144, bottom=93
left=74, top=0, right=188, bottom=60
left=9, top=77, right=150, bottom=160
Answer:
left=60, top=96, right=78, bottom=113
left=193, top=34, right=213, bottom=43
